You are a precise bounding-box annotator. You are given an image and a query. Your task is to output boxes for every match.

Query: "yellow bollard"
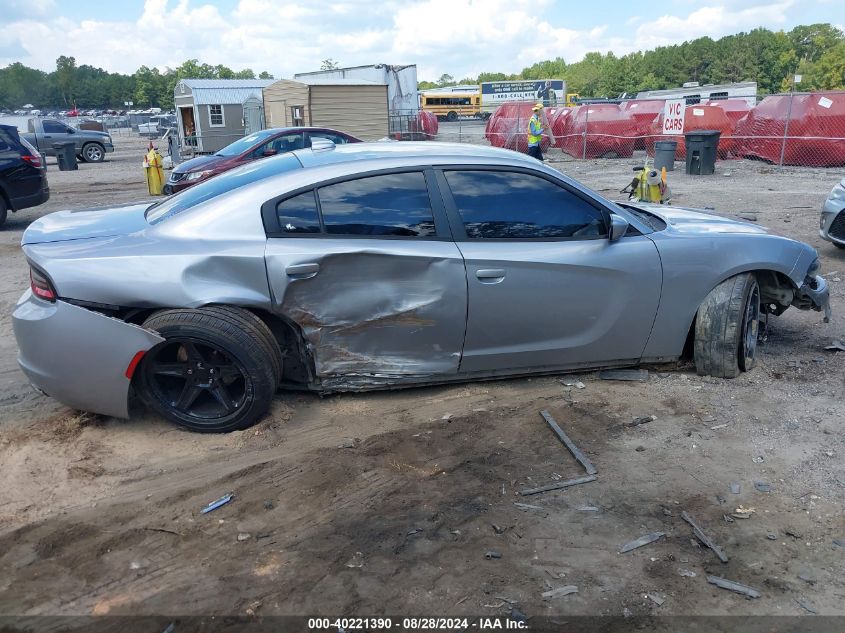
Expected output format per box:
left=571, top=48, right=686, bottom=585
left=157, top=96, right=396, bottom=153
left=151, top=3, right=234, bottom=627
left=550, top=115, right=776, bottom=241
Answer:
left=143, top=146, right=165, bottom=195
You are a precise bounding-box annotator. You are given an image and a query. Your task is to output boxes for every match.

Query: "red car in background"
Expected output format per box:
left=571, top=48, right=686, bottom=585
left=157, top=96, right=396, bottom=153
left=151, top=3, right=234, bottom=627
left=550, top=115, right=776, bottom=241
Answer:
left=163, top=127, right=361, bottom=194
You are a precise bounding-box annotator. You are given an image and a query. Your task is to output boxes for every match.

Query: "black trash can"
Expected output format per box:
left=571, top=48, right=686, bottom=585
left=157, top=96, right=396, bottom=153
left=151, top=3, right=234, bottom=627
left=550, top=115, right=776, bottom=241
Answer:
left=53, top=142, right=78, bottom=171
left=653, top=140, right=678, bottom=171
left=684, top=130, right=720, bottom=175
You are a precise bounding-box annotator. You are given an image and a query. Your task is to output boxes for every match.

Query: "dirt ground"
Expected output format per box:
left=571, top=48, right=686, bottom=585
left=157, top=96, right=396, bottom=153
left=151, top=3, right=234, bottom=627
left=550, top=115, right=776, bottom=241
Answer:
left=0, top=131, right=843, bottom=624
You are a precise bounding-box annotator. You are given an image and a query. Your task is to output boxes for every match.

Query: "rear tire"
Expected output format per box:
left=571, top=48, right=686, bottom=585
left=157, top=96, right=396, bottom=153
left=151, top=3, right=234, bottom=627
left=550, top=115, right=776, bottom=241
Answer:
left=446, top=111, right=458, bottom=122
left=694, top=273, right=760, bottom=378
left=136, top=308, right=277, bottom=432
left=0, top=197, right=7, bottom=228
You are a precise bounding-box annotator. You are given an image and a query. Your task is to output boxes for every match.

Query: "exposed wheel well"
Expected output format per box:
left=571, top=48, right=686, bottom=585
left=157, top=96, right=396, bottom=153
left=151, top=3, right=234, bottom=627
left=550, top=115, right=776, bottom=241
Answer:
left=682, top=269, right=796, bottom=359
left=124, top=306, right=315, bottom=387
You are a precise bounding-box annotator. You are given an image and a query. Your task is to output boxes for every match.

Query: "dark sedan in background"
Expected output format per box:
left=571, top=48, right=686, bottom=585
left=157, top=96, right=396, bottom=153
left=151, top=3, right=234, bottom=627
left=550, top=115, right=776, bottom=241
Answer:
left=0, top=124, right=49, bottom=228
left=164, top=127, right=360, bottom=193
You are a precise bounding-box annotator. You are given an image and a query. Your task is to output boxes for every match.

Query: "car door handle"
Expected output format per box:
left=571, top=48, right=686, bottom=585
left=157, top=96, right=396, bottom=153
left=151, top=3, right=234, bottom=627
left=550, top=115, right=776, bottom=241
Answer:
left=476, top=269, right=506, bottom=283
left=285, top=263, right=320, bottom=279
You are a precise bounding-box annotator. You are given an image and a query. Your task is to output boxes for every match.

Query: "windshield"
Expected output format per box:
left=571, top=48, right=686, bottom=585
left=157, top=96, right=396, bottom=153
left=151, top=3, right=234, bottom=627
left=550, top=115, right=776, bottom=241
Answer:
left=214, top=130, right=278, bottom=157
left=146, top=153, right=303, bottom=224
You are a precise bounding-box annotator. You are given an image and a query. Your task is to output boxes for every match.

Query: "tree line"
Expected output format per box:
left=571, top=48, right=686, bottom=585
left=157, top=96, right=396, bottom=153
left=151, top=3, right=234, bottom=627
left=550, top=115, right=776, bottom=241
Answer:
left=2, top=23, right=843, bottom=110
left=418, top=23, right=845, bottom=95
left=0, top=58, right=274, bottom=111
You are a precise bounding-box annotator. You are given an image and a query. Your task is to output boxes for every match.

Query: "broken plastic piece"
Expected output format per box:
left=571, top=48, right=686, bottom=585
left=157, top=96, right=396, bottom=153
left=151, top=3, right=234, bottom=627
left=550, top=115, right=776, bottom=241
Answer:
left=540, top=410, right=597, bottom=475
left=541, top=585, right=578, bottom=599
left=706, top=575, right=761, bottom=598
left=200, top=492, right=234, bottom=515
left=518, top=474, right=597, bottom=496
left=619, top=531, right=665, bottom=553
left=682, top=511, right=728, bottom=563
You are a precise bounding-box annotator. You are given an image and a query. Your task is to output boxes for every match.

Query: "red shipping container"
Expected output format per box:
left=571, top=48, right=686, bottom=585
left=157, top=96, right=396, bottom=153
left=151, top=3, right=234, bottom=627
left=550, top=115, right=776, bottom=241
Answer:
left=736, top=93, right=845, bottom=167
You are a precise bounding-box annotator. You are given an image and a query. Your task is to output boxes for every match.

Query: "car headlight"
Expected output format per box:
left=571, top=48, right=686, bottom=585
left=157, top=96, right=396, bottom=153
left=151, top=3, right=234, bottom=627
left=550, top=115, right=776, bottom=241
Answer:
left=185, top=170, right=213, bottom=181
left=829, top=183, right=845, bottom=202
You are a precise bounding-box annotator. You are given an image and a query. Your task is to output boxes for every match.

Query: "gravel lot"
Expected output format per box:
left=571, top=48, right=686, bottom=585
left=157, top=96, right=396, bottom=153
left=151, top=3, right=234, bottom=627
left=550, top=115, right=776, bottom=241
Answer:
left=0, top=131, right=843, bottom=622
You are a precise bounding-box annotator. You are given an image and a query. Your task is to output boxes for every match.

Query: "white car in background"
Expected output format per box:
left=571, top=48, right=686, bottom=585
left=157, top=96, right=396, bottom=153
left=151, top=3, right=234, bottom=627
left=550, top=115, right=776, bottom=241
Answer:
left=820, top=177, right=845, bottom=249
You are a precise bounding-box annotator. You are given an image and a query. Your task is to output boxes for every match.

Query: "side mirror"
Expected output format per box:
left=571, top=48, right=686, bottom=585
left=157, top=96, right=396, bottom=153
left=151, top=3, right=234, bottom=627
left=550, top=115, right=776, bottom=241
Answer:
left=609, top=213, right=629, bottom=242
left=67, top=127, right=76, bottom=134
left=262, top=149, right=277, bottom=157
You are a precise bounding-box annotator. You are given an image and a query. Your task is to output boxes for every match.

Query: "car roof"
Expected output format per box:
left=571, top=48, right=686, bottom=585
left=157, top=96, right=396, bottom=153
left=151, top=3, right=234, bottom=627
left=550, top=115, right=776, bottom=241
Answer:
left=294, top=141, right=538, bottom=169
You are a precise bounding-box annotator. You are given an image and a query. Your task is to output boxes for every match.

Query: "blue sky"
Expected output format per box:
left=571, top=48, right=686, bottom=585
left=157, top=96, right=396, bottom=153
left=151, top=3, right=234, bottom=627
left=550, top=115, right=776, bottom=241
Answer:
left=2, top=0, right=842, bottom=80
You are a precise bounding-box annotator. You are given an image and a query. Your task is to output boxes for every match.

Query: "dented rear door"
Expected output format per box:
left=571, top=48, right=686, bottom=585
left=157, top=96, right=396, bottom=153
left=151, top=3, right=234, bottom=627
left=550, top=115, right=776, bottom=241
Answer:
left=264, top=170, right=467, bottom=382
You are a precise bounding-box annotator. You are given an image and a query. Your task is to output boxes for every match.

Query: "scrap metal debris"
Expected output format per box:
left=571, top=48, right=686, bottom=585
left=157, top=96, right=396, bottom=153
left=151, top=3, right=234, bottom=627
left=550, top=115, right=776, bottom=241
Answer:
left=491, top=523, right=507, bottom=534
left=706, top=575, right=761, bottom=598
left=485, top=550, right=502, bottom=559
left=540, top=410, right=597, bottom=475
left=200, top=492, right=234, bottom=515
left=541, top=585, right=578, bottom=600
left=513, top=502, right=546, bottom=512
left=796, top=599, right=817, bottom=614
left=646, top=593, right=665, bottom=606
left=682, top=511, right=728, bottom=563
left=678, top=569, right=697, bottom=578
left=598, top=369, right=649, bottom=382
left=626, top=415, right=656, bottom=427
left=619, top=532, right=665, bottom=554
left=733, top=506, right=756, bottom=519
left=730, top=483, right=741, bottom=494
left=754, top=482, right=772, bottom=492
left=824, top=339, right=845, bottom=352
left=518, top=475, right=597, bottom=496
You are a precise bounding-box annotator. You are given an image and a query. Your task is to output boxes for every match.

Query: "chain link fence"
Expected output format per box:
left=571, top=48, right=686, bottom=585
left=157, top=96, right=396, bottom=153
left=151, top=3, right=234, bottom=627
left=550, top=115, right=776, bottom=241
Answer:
left=426, top=91, right=845, bottom=170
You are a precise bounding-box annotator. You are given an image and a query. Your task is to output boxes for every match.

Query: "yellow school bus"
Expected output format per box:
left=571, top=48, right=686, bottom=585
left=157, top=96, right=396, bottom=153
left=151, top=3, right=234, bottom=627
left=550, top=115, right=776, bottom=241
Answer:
left=420, top=90, right=484, bottom=121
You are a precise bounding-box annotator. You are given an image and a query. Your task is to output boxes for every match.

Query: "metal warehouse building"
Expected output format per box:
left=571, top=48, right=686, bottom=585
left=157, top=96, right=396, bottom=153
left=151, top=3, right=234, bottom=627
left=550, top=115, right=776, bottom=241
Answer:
left=174, top=78, right=274, bottom=154
left=262, top=77, right=389, bottom=141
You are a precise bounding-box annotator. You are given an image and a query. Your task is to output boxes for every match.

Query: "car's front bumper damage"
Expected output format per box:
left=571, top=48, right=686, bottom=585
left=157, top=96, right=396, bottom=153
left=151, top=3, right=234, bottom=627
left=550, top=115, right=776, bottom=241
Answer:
left=794, top=274, right=831, bottom=322
left=12, top=290, right=164, bottom=418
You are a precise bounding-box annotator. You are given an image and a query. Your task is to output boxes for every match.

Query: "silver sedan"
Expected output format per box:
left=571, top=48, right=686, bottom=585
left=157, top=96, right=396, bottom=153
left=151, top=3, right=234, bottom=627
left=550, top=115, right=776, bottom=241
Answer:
left=12, top=142, right=830, bottom=432
left=820, top=176, right=845, bottom=249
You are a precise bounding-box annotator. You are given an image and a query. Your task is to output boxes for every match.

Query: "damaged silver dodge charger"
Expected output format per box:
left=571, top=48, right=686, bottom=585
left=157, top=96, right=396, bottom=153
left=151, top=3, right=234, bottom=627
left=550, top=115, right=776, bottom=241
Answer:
left=12, top=142, right=830, bottom=432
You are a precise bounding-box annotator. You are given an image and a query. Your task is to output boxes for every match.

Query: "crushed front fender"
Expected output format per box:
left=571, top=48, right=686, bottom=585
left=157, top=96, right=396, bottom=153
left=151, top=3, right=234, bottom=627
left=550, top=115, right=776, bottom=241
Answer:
left=12, top=290, right=164, bottom=418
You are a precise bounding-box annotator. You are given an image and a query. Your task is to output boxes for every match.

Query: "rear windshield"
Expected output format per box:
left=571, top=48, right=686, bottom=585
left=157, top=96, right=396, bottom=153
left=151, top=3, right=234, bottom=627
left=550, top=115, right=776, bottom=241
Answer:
left=215, top=130, right=278, bottom=157
left=146, top=153, right=303, bottom=224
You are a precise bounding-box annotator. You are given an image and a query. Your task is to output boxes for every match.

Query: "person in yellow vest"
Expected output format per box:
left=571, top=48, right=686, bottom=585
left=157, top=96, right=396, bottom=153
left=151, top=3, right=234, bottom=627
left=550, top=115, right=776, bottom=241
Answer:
left=527, top=103, right=546, bottom=161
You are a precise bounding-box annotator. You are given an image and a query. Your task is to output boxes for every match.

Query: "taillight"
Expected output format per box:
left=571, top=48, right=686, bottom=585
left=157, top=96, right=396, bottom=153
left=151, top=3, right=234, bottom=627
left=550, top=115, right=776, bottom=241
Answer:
left=30, top=266, right=56, bottom=302
left=19, top=137, right=43, bottom=168
left=22, top=154, right=43, bottom=168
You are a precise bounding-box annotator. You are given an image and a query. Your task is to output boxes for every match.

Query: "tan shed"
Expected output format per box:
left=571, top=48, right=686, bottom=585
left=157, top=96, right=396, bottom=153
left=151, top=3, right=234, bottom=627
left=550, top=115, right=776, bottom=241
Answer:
left=263, top=78, right=389, bottom=141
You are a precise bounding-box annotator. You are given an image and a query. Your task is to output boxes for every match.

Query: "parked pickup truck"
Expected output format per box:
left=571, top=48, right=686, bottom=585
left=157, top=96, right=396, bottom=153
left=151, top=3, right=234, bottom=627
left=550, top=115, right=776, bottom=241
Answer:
left=3, top=117, right=114, bottom=163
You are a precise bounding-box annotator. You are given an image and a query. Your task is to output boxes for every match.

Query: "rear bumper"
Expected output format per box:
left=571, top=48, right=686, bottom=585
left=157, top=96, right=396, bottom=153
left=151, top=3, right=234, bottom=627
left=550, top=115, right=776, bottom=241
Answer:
left=12, top=290, right=163, bottom=418
left=11, top=185, right=49, bottom=212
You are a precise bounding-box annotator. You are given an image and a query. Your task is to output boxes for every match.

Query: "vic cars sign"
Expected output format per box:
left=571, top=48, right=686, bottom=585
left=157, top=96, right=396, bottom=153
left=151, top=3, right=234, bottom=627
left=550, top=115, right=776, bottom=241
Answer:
left=662, top=99, right=686, bottom=134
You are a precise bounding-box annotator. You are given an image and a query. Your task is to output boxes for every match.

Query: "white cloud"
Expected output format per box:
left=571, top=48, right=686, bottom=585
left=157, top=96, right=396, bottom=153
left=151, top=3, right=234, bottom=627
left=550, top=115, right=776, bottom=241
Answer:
left=0, top=0, right=809, bottom=81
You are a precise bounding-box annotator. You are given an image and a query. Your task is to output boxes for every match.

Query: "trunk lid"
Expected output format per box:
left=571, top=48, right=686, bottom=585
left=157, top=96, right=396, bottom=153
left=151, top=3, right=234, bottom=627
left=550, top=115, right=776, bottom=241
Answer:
left=21, top=203, right=150, bottom=245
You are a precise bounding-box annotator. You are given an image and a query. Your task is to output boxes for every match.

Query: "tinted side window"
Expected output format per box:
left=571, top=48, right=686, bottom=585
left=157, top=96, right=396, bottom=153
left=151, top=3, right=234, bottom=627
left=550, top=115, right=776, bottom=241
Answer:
left=276, top=190, right=320, bottom=234
left=42, top=120, right=68, bottom=134
left=0, top=128, right=15, bottom=151
left=318, top=172, right=436, bottom=237
left=445, top=170, right=607, bottom=239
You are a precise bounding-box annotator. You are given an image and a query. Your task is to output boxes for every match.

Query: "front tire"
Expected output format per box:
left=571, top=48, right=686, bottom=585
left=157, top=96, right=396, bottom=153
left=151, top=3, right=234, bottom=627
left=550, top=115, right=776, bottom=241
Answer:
left=81, top=143, right=105, bottom=162
left=446, top=111, right=458, bottom=122
left=694, top=273, right=760, bottom=378
left=136, top=308, right=278, bottom=432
